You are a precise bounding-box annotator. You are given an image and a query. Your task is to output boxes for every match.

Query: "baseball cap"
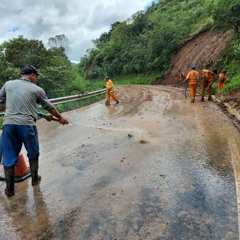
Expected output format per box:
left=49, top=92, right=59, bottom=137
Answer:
left=21, top=65, right=41, bottom=75
left=191, top=65, right=196, bottom=70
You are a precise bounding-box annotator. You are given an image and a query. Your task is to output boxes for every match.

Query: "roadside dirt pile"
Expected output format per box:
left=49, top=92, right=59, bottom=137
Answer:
left=215, top=89, right=240, bottom=132
left=155, top=28, right=240, bottom=131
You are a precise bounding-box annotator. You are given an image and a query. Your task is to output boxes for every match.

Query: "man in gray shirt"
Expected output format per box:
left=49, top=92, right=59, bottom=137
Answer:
left=0, top=65, right=69, bottom=196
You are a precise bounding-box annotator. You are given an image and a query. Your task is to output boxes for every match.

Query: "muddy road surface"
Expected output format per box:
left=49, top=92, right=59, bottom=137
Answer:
left=0, top=85, right=240, bottom=240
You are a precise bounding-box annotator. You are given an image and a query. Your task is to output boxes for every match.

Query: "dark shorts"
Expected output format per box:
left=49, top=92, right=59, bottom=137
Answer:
left=2, top=125, right=39, bottom=167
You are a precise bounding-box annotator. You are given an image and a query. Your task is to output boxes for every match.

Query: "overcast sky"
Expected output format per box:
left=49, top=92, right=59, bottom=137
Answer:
left=0, top=0, right=151, bottom=62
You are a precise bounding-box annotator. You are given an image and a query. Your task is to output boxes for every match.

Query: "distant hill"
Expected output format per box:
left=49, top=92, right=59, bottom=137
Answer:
left=78, top=0, right=239, bottom=94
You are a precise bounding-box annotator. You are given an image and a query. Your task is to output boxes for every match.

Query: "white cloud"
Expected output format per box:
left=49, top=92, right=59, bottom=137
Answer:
left=0, top=0, right=150, bottom=61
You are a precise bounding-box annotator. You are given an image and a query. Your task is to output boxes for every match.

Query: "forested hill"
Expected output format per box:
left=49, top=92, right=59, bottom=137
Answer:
left=78, top=0, right=240, bottom=91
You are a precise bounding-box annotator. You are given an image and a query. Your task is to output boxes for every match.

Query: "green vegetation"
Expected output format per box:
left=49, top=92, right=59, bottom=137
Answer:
left=0, top=35, right=88, bottom=98
left=0, top=0, right=239, bottom=106
left=105, top=73, right=158, bottom=85
left=79, top=0, right=240, bottom=91
left=39, top=94, right=105, bottom=114
left=78, top=0, right=218, bottom=79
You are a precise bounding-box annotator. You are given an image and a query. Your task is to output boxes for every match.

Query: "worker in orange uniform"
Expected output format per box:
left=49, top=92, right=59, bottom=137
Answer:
left=174, top=72, right=185, bottom=86
left=201, top=69, right=217, bottom=101
left=185, top=65, right=199, bottom=103
left=105, top=76, right=119, bottom=106
left=180, top=73, right=186, bottom=83
left=218, top=70, right=228, bottom=92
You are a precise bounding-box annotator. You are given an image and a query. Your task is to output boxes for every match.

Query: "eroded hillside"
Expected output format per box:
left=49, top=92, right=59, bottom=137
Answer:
left=154, top=28, right=240, bottom=131
left=155, top=28, right=233, bottom=85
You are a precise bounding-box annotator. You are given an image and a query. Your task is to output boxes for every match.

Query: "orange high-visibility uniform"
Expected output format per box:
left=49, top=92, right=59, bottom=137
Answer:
left=201, top=69, right=216, bottom=100
left=218, top=73, right=228, bottom=92
left=106, top=79, right=118, bottom=103
left=186, top=69, right=199, bottom=102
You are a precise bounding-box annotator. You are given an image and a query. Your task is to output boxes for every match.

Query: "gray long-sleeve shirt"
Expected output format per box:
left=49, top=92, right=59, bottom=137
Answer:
left=0, top=79, right=54, bottom=125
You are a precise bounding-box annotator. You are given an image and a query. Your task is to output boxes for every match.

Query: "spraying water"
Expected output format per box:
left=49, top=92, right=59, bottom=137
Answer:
left=72, top=121, right=150, bottom=143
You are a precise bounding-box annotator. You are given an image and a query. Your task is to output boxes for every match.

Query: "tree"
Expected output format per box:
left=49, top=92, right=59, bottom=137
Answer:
left=0, top=35, right=80, bottom=98
left=0, top=36, right=48, bottom=69
left=47, top=34, right=69, bottom=48
left=213, top=0, right=240, bottom=35
left=92, top=32, right=111, bottom=49
left=130, top=11, right=149, bottom=36
left=47, top=34, right=70, bottom=54
left=0, top=53, right=19, bottom=84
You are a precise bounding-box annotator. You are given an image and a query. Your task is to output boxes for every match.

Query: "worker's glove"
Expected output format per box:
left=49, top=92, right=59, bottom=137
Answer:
left=44, top=115, right=53, bottom=122
left=102, top=85, right=106, bottom=89
left=38, top=112, right=52, bottom=122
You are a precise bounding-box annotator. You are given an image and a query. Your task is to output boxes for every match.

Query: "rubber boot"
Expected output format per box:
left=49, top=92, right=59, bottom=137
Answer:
left=201, top=96, right=204, bottom=102
left=29, top=158, right=41, bottom=186
left=4, top=166, right=15, bottom=197
left=105, top=100, right=110, bottom=106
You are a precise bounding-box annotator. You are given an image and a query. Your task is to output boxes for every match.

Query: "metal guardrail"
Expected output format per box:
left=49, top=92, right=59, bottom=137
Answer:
left=49, top=89, right=106, bottom=105
left=0, top=88, right=106, bottom=116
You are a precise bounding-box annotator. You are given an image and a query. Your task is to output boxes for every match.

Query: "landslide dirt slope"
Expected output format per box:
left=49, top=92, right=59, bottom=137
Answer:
left=155, top=28, right=233, bottom=85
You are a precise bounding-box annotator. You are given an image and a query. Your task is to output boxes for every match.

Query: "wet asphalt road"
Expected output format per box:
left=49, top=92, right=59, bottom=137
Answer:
left=0, top=85, right=240, bottom=240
